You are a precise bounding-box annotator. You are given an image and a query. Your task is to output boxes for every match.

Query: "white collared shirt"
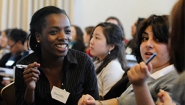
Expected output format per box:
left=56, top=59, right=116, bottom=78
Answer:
left=150, top=64, right=175, bottom=80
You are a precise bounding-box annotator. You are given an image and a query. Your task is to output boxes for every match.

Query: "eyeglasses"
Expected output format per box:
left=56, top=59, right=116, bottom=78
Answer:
left=8, top=42, right=17, bottom=49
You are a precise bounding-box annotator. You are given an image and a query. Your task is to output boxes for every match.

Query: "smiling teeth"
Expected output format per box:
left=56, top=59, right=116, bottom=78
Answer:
left=56, top=44, right=66, bottom=48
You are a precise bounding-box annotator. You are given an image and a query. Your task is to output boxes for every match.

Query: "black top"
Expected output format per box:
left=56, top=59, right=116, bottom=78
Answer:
left=71, top=41, right=85, bottom=52
left=15, top=49, right=99, bottom=105
left=0, top=52, right=22, bottom=68
left=104, top=69, right=130, bottom=100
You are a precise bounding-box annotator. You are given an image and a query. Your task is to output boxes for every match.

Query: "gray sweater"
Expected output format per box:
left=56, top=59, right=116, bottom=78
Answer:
left=172, top=71, right=185, bottom=105
left=117, top=69, right=178, bottom=105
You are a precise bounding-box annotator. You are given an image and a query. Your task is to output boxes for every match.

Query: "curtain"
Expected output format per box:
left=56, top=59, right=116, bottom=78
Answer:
left=0, top=0, right=74, bottom=32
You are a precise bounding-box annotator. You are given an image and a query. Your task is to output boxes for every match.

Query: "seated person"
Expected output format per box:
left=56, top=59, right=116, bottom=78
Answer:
left=129, top=0, right=185, bottom=105
left=83, top=26, right=94, bottom=57
left=106, top=16, right=128, bottom=45
left=14, top=6, right=99, bottom=105
left=0, top=29, right=12, bottom=59
left=0, top=28, right=27, bottom=90
left=0, top=28, right=27, bottom=68
left=70, top=25, right=85, bottom=52
left=90, top=22, right=127, bottom=99
left=125, top=18, right=145, bottom=54
left=78, top=14, right=178, bottom=105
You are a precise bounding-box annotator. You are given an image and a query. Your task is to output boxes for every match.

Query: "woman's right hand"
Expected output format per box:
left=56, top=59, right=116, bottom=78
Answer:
left=78, top=94, right=96, bottom=105
left=127, top=62, right=152, bottom=86
left=23, top=62, right=40, bottom=90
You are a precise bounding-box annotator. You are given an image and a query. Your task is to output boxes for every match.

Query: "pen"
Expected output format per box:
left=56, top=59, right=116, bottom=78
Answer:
left=145, top=53, right=157, bottom=65
left=16, top=64, right=28, bottom=69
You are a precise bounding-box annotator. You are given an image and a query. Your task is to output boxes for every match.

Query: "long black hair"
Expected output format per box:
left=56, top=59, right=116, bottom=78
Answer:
left=92, top=22, right=127, bottom=74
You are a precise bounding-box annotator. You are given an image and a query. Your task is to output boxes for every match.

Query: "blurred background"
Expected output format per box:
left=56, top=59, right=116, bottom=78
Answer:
left=0, top=0, right=177, bottom=40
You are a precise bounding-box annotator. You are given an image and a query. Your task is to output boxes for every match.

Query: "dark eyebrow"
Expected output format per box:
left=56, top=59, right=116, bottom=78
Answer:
left=142, top=31, right=148, bottom=35
left=94, top=33, right=101, bottom=36
left=64, top=26, right=70, bottom=29
left=48, top=26, right=59, bottom=29
left=48, top=26, right=70, bottom=29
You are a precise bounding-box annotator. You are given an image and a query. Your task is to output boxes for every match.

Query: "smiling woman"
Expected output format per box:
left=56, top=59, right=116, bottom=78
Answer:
left=14, top=6, right=99, bottom=105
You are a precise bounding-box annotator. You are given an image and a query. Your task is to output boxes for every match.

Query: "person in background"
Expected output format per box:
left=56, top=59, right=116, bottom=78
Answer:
left=22, top=37, right=30, bottom=58
left=0, top=29, right=12, bottom=59
left=0, top=28, right=27, bottom=68
left=127, top=0, right=184, bottom=105
left=70, top=25, right=85, bottom=52
left=90, top=22, right=127, bottom=99
left=78, top=14, right=178, bottom=105
left=105, top=16, right=128, bottom=45
left=15, top=6, right=99, bottom=105
left=125, top=18, right=145, bottom=54
left=0, top=28, right=27, bottom=91
left=164, top=0, right=185, bottom=104
left=83, top=26, right=94, bottom=57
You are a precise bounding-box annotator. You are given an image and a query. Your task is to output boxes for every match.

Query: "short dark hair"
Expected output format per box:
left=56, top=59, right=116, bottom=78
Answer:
left=29, top=6, right=69, bottom=52
left=8, top=28, right=27, bottom=45
left=4, top=29, right=13, bottom=37
left=133, top=14, right=169, bottom=63
left=85, top=26, right=94, bottom=35
left=92, top=22, right=127, bottom=74
left=71, top=25, right=84, bottom=42
left=106, top=16, right=125, bottom=40
left=170, top=0, right=185, bottom=73
left=136, top=18, right=145, bottom=32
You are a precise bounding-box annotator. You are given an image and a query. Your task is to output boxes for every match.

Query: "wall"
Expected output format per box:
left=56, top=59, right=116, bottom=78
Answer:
left=72, top=0, right=177, bottom=40
left=0, top=0, right=72, bottom=32
left=0, top=0, right=178, bottom=40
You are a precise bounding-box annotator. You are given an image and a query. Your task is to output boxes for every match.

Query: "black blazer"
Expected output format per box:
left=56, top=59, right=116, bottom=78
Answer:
left=104, top=69, right=130, bottom=100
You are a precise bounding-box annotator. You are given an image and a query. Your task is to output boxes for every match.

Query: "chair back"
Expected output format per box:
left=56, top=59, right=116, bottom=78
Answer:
left=1, top=82, right=16, bottom=105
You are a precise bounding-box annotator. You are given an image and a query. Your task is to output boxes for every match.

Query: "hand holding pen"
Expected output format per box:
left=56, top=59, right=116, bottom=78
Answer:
left=127, top=53, right=156, bottom=86
left=145, top=53, right=157, bottom=65
left=21, top=62, right=40, bottom=90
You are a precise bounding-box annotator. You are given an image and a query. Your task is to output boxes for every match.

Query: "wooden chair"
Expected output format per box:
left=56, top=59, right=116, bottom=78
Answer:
left=1, top=82, right=16, bottom=105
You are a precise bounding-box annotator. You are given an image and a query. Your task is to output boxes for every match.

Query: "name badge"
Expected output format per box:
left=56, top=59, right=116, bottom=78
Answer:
left=51, top=86, right=70, bottom=104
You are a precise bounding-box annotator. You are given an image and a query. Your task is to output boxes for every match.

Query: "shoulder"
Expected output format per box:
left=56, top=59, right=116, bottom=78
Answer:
left=149, top=70, right=178, bottom=96
left=152, top=70, right=178, bottom=86
left=0, top=53, right=12, bottom=60
left=105, top=59, right=122, bottom=70
left=107, top=59, right=120, bottom=65
left=102, top=59, right=124, bottom=75
left=68, top=49, right=89, bottom=60
left=162, top=70, right=179, bottom=81
left=3, top=52, right=12, bottom=57
left=68, top=49, right=93, bottom=65
left=174, top=71, right=185, bottom=86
